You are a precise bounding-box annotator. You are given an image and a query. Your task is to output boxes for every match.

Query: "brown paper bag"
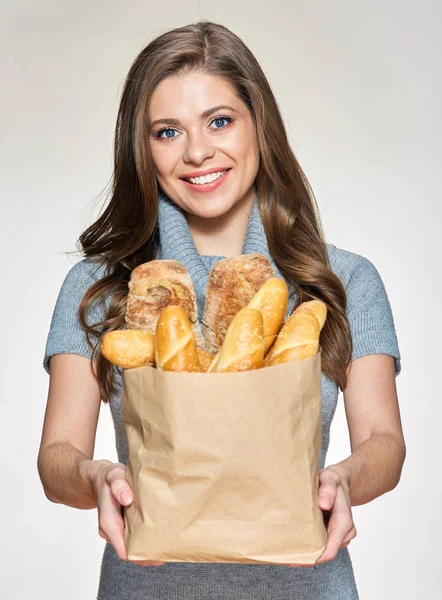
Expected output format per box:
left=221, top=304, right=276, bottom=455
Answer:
left=122, top=350, right=327, bottom=565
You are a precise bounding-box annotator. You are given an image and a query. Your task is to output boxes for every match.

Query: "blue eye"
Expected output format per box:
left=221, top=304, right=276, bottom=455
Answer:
left=157, top=128, right=176, bottom=139
left=212, top=116, right=232, bottom=129
left=156, top=115, right=233, bottom=140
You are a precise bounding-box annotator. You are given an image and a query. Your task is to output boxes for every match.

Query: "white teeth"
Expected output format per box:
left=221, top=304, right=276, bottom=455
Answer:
left=188, top=170, right=227, bottom=185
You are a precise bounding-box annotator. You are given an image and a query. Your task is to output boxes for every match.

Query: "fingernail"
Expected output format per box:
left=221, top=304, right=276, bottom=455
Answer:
left=120, top=490, right=132, bottom=505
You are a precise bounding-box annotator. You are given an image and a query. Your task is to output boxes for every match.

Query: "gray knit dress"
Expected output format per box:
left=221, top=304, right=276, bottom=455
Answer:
left=43, top=192, right=401, bottom=600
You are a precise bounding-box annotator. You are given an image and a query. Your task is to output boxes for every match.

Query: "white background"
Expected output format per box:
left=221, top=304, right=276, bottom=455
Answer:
left=1, top=1, right=440, bottom=598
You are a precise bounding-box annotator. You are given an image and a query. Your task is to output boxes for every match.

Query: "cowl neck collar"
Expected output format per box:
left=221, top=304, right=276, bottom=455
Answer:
left=156, top=190, right=297, bottom=322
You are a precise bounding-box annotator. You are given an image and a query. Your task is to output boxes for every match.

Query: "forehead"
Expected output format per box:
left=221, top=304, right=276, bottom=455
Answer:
left=149, top=72, right=241, bottom=118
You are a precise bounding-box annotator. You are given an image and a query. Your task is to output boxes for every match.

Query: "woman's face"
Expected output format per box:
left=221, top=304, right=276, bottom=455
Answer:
left=148, top=71, right=260, bottom=220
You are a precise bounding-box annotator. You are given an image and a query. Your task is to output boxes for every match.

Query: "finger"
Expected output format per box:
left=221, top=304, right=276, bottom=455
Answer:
left=317, top=514, right=354, bottom=564
left=107, top=523, right=128, bottom=561
left=102, top=516, right=128, bottom=561
left=98, top=526, right=111, bottom=544
left=315, top=498, right=354, bottom=563
left=340, top=525, right=357, bottom=547
left=130, top=560, right=166, bottom=567
left=318, top=470, right=340, bottom=511
left=106, top=468, right=134, bottom=507
left=98, top=485, right=129, bottom=561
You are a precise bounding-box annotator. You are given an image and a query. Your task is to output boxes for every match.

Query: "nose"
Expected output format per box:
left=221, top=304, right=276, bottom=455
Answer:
left=182, top=128, right=215, bottom=165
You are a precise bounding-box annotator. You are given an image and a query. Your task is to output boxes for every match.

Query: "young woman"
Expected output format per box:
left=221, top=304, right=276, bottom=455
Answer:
left=38, top=21, right=406, bottom=600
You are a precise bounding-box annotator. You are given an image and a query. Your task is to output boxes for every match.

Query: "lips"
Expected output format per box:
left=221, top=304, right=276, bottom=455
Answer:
left=180, top=167, right=232, bottom=192
left=181, top=168, right=231, bottom=182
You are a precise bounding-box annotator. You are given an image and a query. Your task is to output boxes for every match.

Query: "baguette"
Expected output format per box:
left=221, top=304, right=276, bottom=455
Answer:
left=125, top=259, right=205, bottom=348
left=206, top=352, right=220, bottom=373
left=207, top=277, right=288, bottom=372
left=155, top=305, right=201, bottom=372
left=101, top=330, right=155, bottom=369
left=246, top=277, right=288, bottom=354
left=215, top=307, right=265, bottom=372
left=264, top=300, right=327, bottom=366
left=202, top=254, right=275, bottom=353
left=293, top=299, right=327, bottom=330
left=197, top=347, right=217, bottom=372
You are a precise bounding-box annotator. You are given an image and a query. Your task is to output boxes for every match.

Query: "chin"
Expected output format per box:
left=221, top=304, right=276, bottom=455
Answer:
left=180, top=196, right=237, bottom=220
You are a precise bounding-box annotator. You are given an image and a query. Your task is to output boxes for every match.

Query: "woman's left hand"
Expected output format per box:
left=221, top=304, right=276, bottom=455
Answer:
left=285, top=466, right=357, bottom=568
left=314, top=466, right=357, bottom=564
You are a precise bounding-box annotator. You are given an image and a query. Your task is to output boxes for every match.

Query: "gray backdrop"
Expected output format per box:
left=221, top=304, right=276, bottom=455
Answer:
left=1, top=1, right=440, bottom=598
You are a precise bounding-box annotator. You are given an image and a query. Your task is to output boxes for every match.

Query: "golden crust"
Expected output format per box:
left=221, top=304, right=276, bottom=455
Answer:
left=155, top=305, right=201, bottom=372
left=265, top=300, right=327, bottom=366
left=216, top=307, right=265, bottom=372
left=196, top=347, right=216, bottom=372
left=101, top=330, right=155, bottom=369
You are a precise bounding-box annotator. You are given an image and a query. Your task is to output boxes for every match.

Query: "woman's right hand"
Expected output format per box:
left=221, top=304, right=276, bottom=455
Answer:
left=92, top=461, right=165, bottom=566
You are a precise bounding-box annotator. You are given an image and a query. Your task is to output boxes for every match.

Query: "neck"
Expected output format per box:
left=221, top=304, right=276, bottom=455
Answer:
left=185, top=190, right=255, bottom=257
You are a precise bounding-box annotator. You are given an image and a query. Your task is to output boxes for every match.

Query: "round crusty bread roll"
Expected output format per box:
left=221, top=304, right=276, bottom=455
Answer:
left=215, top=307, right=265, bottom=373
left=101, top=330, right=155, bottom=369
left=155, top=305, right=201, bottom=372
left=125, top=259, right=205, bottom=349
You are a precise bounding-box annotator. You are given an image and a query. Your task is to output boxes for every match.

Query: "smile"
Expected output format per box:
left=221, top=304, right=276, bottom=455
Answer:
left=181, top=169, right=232, bottom=192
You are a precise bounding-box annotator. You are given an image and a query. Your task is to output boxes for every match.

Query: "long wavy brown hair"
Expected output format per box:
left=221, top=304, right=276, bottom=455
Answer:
left=78, top=21, right=353, bottom=403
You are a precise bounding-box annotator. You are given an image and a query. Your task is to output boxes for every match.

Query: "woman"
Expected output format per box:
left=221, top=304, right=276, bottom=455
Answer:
left=38, top=21, right=406, bottom=600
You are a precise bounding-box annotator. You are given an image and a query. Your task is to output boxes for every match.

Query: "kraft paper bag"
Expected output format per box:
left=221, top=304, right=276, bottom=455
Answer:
left=122, top=350, right=327, bottom=565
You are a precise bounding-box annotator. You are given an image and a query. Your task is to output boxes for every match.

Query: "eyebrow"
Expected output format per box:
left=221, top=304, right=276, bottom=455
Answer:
left=149, top=105, right=237, bottom=128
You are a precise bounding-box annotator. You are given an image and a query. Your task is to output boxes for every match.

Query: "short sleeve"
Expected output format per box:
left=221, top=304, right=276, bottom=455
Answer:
left=346, top=256, right=401, bottom=377
left=43, top=258, right=108, bottom=374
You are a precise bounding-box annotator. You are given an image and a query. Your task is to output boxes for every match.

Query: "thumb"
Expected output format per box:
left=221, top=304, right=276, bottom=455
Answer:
left=318, top=470, right=339, bottom=510
left=119, top=488, right=133, bottom=506
left=106, top=468, right=134, bottom=506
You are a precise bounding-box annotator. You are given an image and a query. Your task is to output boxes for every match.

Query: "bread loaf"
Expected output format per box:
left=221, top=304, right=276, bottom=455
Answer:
left=125, top=260, right=205, bottom=348
left=206, top=277, right=288, bottom=372
left=246, top=277, right=288, bottom=354
left=155, top=305, right=201, bottom=372
left=197, top=347, right=217, bottom=372
left=215, top=307, right=265, bottom=372
left=206, top=352, right=220, bottom=373
left=101, top=330, right=155, bottom=369
left=107, top=259, right=326, bottom=373
left=292, top=299, right=327, bottom=330
left=202, top=254, right=275, bottom=353
left=264, top=299, right=327, bottom=366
